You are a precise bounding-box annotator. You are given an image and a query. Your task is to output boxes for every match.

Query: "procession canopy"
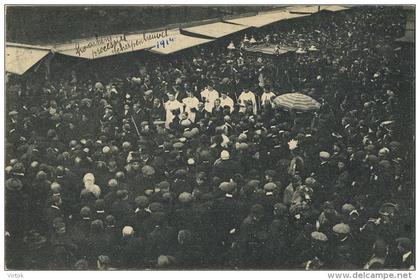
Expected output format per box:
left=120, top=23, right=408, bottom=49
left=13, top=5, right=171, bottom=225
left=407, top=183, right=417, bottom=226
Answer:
left=6, top=43, right=51, bottom=75
left=181, top=21, right=250, bottom=39
left=224, top=10, right=309, bottom=28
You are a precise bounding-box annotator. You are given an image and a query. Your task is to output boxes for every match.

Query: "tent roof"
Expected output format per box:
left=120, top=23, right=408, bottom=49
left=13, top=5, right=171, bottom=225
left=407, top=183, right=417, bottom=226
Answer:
left=182, top=22, right=250, bottom=39
left=289, top=6, right=320, bottom=14
left=148, top=33, right=213, bottom=54
left=225, top=11, right=309, bottom=28
left=320, top=5, right=350, bottom=12
left=55, top=29, right=179, bottom=59
left=6, top=44, right=50, bottom=75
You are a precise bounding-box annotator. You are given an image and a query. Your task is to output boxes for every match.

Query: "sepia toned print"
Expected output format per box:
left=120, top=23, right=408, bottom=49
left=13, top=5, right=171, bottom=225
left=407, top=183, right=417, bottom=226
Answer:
left=5, top=5, right=414, bottom=270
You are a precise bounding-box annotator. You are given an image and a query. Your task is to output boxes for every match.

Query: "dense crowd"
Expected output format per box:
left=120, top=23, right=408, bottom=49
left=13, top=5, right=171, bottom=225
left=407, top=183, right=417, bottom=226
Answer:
left=5, top=6, right=414, bottom=270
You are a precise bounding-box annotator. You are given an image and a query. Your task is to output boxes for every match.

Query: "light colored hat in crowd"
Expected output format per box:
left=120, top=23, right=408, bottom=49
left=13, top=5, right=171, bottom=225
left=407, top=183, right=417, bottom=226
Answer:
left=83, top=173, right=95, bottom=184
left=238, top=133, right=247, bottom=142
left=319, top=151, right=331, bottom=160
left=341, top=203, right=356, bottom=214
left=87, top=184, right=101, bottom=199
left=237, top=143, right=249, bottom=150
left=308, top=45, right=319, bottom=51
left=108, top=179, right=118, bottom=188
left=142, top=165, right=155, bottom=176
left=178, top=192, right=193, bottom=203
left=122, top=141, right=131, bottom=149
left=378, top=147, right=390, bottom=157
left=50, top=182, right=61, bottom=192
left=333, top=223, right=351, bottom=235
left=102, top=146, right=111, bottom=154
left=263, top=182, right=277, bottom=191
left=173, top=142, right=184, bottom=149
left=221, top=150, right=230, bottom=160
left=311, top=231, right=328, bottom=242
left=122, top=226, right=134, bottom=237
left=6, top=178, right=23, bottom=191
left=219, top=181, right=235, bottom=193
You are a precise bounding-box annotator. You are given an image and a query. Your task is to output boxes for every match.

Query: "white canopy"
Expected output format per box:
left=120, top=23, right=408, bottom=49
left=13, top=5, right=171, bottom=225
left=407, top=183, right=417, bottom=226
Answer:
left=320, top=5, right=350, bottom=12
left=6, top=44, right=51, bottom=75
left=225, top=11, right=309, bottom=28
left=182, top=22, right=250, bottom=39
left=288, top=6, right=321, bottom=14
left=148, top=32, right=213, bottom=54
left=56, top=29, right=179, bottom=59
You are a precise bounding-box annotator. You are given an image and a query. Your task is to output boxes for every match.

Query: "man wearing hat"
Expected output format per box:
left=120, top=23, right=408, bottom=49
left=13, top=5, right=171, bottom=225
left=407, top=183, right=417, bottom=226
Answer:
left=116, top=225, right=145, bottom=268
left=394, top=237, right=414, bottom=269
left=129, top=195, right=152, bottom=236
left=141, top=89, right=154, bottom=110
left=212, top=150, right=240, bottom=182
left=111, top=189, right=133, bottom=224
left=173, top=192, right=201, bottom=232
left=83, top=219, right=111, bottom=264
left=195, top=102, right=208, bottom=121
left=210, top=181, right=242, bottom=265
left=144, top=213, right=177, bottom=265
left=172, top=229, right=206, bottom=269
left=315, top=151, right=335, bottom=188
left=298, top=231, right=330, bottom=270
left=150, top=98, right=166, bottom=122
left=283, top=175, right=302, bottom=207
left=43, top=195, right=64, bottom=230
left=235, top=204, right=269, bottom=268
left=332, top=223, right=353, bottom=249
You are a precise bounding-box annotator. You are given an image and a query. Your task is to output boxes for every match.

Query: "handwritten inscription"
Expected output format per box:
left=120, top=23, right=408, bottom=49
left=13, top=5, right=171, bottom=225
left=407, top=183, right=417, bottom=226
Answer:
left=74, top=29, right=169, bottom=58
left=156, top=37, right=175, bottom=48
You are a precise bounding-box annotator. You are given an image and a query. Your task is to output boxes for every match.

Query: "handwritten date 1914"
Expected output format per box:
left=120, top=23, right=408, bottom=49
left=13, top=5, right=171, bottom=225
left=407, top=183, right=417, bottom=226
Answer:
left=156, top=37, right=175, bottom=48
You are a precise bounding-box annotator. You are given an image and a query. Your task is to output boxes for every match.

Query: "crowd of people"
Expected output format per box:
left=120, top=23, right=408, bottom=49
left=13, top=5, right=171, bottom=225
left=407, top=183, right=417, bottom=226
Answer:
left=5, top=6, right=414, bottom=270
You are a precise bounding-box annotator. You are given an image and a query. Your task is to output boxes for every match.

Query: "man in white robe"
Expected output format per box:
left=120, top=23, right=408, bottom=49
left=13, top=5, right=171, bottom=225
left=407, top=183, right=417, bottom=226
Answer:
left=238, top=86, right=257, bottom=114
left=200, top=83, right=219, bottom=113
left=182, top=91, right=200, bottom=123
left=261, top=86, right=276, bottom=108
left=219, top=92, right=234, bottom=113
left=164, top=93, right=184, bottom=129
